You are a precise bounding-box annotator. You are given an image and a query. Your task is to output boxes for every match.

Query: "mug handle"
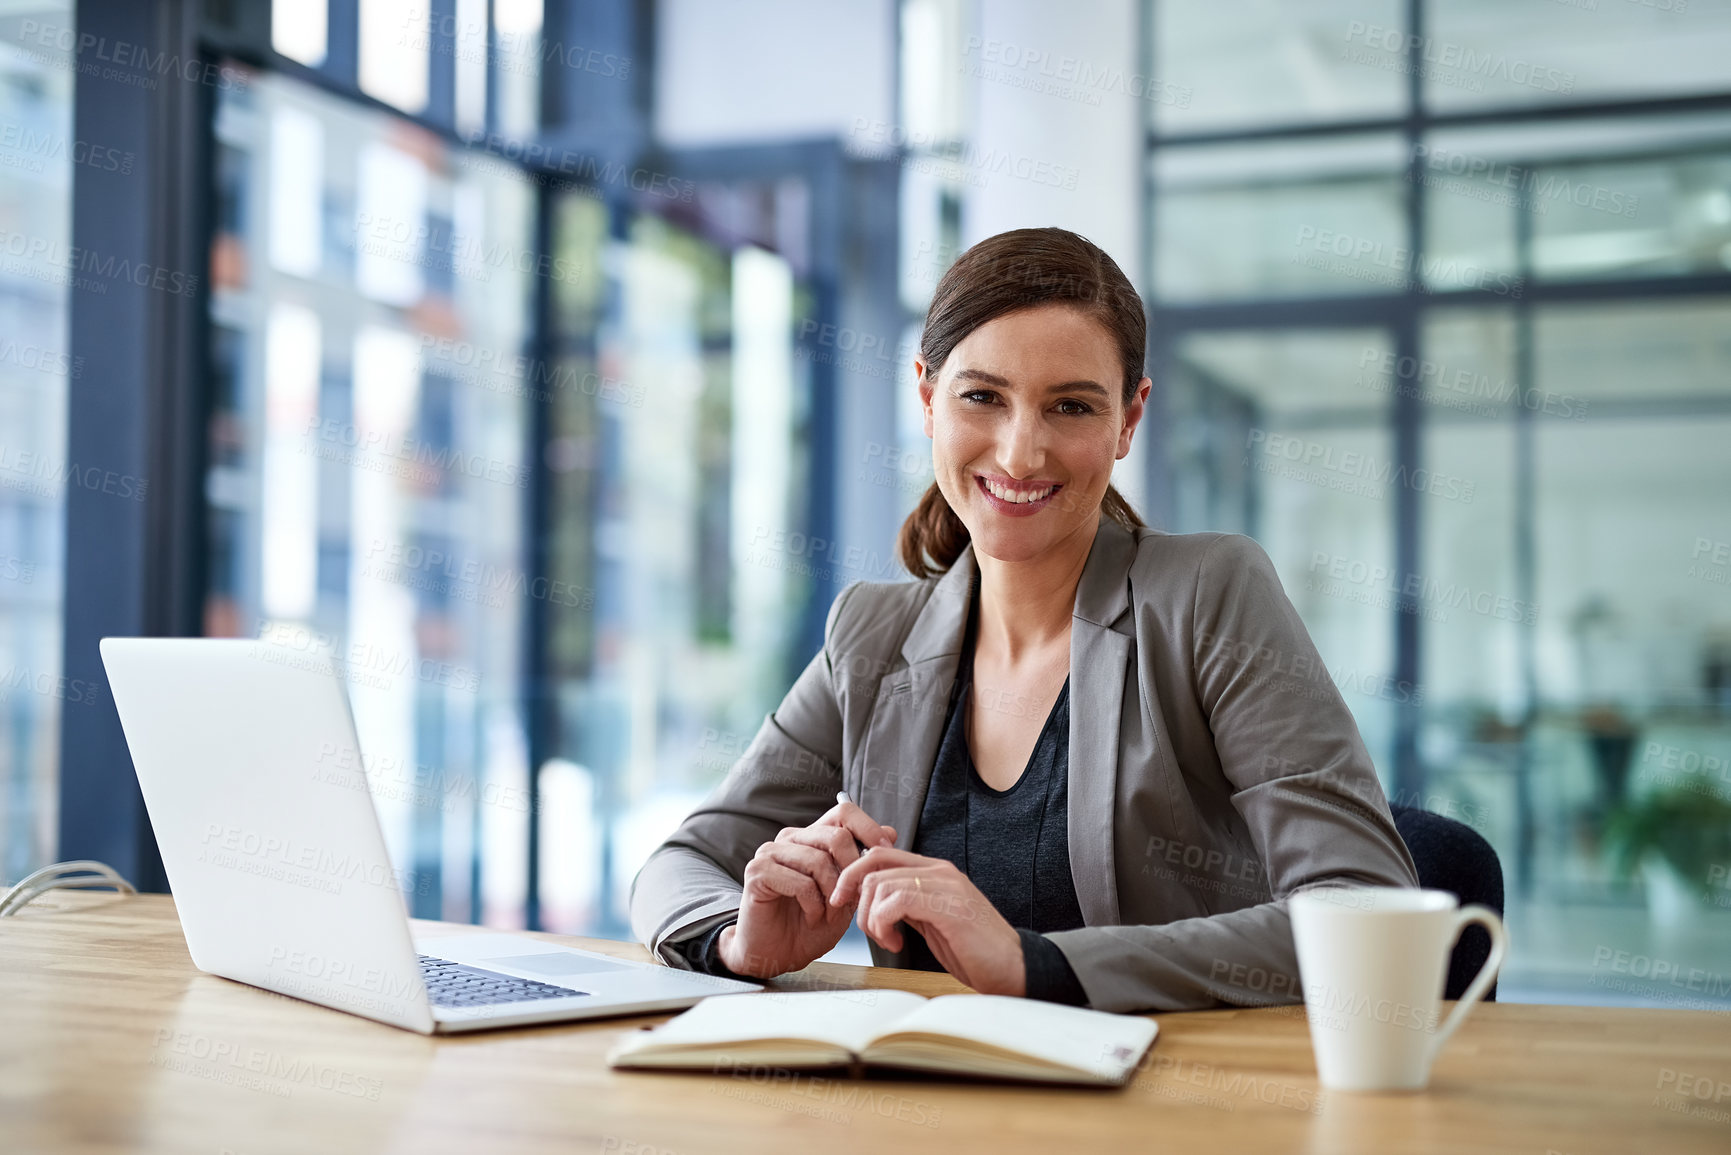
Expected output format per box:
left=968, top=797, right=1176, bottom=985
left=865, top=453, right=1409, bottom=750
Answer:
left=1428, top=904, right=1508, bottom=1061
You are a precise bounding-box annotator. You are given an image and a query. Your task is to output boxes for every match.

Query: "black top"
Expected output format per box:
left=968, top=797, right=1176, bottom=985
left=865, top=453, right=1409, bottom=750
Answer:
left=900, top=586, right=1088, bottom=1003
left=677, top=587, right=1090, bottom=1005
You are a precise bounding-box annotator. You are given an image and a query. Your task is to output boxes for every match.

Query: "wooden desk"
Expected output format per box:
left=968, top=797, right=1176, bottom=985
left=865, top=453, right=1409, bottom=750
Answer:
left=3, top=893, right=1727, bottom=1154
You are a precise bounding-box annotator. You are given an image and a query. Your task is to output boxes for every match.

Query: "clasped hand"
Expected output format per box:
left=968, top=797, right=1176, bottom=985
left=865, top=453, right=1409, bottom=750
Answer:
left=716, top=799, right=1026, bottom=996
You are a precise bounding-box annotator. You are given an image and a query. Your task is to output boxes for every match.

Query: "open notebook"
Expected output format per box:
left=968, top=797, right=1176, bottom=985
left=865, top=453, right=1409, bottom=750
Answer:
left=606, top=990, right=1158, bottom=1086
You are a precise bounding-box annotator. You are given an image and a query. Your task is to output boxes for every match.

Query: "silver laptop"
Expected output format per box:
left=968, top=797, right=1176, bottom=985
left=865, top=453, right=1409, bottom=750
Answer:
left=100, top=636, right=758, bottom=1034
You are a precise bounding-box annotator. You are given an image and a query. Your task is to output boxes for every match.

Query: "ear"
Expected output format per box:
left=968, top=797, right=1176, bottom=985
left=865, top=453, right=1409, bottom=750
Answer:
left=916, top=357, right=936, bottom=439
left=1117, top=377, right=1152, bottom=460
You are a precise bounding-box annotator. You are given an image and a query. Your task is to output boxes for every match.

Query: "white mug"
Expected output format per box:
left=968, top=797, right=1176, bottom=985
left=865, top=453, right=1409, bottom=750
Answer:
left=1289, top=886, right=1507, bottom=1092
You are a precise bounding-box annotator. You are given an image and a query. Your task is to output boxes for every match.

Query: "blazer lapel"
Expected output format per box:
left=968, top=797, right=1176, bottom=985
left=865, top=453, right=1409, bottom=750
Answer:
left=854, top=546, right=975, bottom=849
left=855, top=518, right=1136, bottom=931
left=1067, top=518, right=1136, bottom=927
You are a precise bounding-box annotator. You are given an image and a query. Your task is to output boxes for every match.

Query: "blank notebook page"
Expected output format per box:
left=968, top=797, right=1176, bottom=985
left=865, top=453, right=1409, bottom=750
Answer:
left=636, top=989, right=930, bottom=1055
left=870, top=994, right=1157, bottom=1079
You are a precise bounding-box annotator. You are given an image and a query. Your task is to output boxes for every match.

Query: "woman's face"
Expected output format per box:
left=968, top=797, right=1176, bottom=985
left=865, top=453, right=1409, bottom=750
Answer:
left=917, top=303, right=1150, bottom=567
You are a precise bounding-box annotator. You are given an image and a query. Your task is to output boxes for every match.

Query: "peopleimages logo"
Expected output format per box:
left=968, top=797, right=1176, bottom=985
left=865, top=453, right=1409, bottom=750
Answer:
left=1292, top=225, right=1523, bottom=297
left=457, top=139, right=693, bottom=203
left=0, top=119, right=135, bottom=175
left=303, top=416, right=529, bottom=490
left=1357, top=348, right=1587, bottom=420
left=1305, top=551, right=1538, bottom=626
left=198, top=822, right=431, bottom=896
left=848, top=118, right=1080, bottom=190
left=353, top=212, right=586, bottom=285
left=957, top=35, right=1192, bottom=109
left=1342, top=22, right=1576, bottom=95
left=0, top=228, right=200, bottom=297
left=1411, top=144, right=1639, bottom=219
left=0, top=443, right=148, bottom=501
left=1246, top=429, right=1476, bottom=504
left=150, top=1028, right=383, bottom=1101
left=403, top=6, right=633, bottom=81
left=15, top=20, right=251, bottom=93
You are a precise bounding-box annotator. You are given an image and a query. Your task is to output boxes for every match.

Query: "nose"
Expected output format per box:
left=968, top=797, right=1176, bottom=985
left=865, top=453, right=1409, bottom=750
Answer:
left=999, top=405, right=1046, bottom=478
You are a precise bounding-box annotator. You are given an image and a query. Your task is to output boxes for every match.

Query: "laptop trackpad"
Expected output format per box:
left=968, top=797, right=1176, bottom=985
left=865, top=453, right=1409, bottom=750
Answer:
left=485, top=952, right=632, bottom=977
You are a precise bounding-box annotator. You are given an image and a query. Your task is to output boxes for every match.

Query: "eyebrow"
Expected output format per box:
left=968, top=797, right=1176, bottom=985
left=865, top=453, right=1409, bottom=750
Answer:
left=952, top=367, right=1113, bottom=399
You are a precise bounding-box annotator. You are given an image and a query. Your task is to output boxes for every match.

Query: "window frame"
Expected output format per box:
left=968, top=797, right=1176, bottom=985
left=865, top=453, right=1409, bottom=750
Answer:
left=1142, top=0, right=1731, bottom=897
left=58, top=0, right=879, bottom=938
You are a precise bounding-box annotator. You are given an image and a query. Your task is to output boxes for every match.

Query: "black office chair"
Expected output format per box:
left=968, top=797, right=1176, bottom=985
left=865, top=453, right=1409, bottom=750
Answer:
left=1389, top=804, right=1504, bottom=1002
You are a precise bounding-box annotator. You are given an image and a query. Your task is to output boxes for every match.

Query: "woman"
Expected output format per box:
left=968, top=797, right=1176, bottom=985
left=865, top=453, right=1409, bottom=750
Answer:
left=630, top=227, right=1418, bottom=1013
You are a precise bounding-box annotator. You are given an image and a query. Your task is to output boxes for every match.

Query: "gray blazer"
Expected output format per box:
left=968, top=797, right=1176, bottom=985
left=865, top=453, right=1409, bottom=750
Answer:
left=629, top=517, right=1420, bottom=1013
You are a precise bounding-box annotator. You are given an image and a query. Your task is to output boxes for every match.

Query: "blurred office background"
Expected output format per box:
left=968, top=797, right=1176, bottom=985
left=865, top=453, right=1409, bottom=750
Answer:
left=2, top=0, right=1729, bottom=1006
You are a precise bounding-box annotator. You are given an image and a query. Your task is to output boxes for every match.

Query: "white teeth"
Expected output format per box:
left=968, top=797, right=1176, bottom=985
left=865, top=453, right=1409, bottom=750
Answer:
left=983, top=478, right=1054, bottom=504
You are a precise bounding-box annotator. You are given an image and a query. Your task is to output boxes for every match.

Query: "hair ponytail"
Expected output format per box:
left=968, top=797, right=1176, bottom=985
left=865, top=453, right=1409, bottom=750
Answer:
left=897, top=480, right=1147, bottom=580
left=897, top=482, right=971, bottom=580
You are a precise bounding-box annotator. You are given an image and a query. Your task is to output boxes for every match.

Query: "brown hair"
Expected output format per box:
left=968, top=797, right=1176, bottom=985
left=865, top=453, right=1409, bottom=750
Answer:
left=896, top=227, right=1149, bottom=579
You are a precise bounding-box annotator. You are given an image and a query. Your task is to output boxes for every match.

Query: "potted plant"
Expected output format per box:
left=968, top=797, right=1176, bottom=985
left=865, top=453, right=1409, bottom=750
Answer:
left=1604, top=786, right=1731, bottom=926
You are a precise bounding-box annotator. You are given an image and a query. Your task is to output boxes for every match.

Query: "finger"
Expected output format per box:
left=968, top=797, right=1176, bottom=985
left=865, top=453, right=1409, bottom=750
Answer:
left=756, top=842, right=841, bottom=898
left=776, top=825, right=860, bottom=872
left=858, top=873, right=921, bottom=953
left=855, top=871, right=896, bottom=952
left=930, top=941, right=965, bottom=982
left=814, top=801, right=897, bottom=850
left=831, top=847, right=932, bottom=907
left=921, top=922, right=966, bottom=981
left=856, top=868, right=932, bottom=948
left=743, top=859, right=826, bottom=923
left=747, top=859, right=827, bottom=924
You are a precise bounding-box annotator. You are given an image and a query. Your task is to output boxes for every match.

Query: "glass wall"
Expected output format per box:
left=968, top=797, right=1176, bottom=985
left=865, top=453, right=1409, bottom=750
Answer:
left=1149, top=0, right=1731, bottom=1005
left=202, top=43, right=819, bottom=934
left=204, top=65, right=537, bottom=924
left=540, top=192, right=812, bottom=936
left=0, top=2, right=74, bottom=887
left=1174, top=329, right=1401, bottom=774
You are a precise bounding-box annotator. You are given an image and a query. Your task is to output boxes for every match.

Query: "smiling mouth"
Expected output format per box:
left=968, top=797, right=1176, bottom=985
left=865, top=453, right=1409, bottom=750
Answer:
left=976, top=474, right=1062, bottom=506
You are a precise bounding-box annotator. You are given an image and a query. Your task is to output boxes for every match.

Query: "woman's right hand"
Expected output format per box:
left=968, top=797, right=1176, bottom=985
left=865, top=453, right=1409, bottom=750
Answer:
left=717, top=800, right=897, bottom=979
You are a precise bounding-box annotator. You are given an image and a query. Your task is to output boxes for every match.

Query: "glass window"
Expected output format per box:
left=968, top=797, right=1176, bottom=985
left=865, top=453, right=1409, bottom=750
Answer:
left=890, top=318, right=929, bottom=522
left=1524, top=304, right=1731, bottom=993
left=1148, top=0, right=1731, bottom=1009
left=541, top=196, right=812, bottom=935
left=359, top=0, right=430, bottom=114
left=493, top=0, right=544, bottom=141
left=1417, top=309, right=1525, bottom=861
left=1152, top=0, right=1406, bottom=135
left=273, top=0, right=329, bottom=68
left=900, top=0, right=970, bottom=146
left=1533, top=299, right=1731, bottom=405
left=454, top=0, right=489, bottom=138
left=1531, top=152, right=1731, bottom=282
left=0, top=1, right=74, bottom=886
left=1425, top=0, right=1731, bottom=113
left=1173, top=330, right=1400, bottom=777
left=1153, top=136, right=1407, bottom=301
left=1424, top=117, right=1731, bottom=289
left=205, top=65, right=536, bottom=925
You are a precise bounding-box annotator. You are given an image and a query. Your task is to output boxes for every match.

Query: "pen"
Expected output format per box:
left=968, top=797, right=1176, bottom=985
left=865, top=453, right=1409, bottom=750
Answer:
left=835, top=790, right=887, bottom=852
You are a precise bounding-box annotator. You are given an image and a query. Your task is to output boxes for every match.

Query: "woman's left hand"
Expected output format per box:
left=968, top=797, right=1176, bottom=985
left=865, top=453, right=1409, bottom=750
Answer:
left=829, top=848, right=1025, bottom=996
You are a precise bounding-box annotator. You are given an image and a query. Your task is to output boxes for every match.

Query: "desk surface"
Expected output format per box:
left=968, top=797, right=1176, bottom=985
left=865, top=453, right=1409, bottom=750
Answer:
left=3, top=893, right=1727, bottom=1155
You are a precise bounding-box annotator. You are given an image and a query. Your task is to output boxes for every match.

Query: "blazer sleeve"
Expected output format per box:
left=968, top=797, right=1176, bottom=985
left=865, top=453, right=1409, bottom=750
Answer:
left=628, top=585, right=855, bottom=967
left=1045, top=533, right=1420, bottom=1012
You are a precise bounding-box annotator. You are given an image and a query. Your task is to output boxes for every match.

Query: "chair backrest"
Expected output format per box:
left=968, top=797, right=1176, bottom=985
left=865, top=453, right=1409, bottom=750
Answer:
left=1389, top=804, right=1505, bottom=1002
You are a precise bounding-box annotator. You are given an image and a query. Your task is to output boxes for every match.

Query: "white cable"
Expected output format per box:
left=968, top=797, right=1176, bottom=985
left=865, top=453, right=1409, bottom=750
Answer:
left=0, top=860, right=137, bottom=917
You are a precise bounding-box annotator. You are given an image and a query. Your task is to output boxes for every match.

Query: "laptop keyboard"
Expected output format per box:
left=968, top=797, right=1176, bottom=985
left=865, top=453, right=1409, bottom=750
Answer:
left=417, top=955, right=590, bottom=1008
